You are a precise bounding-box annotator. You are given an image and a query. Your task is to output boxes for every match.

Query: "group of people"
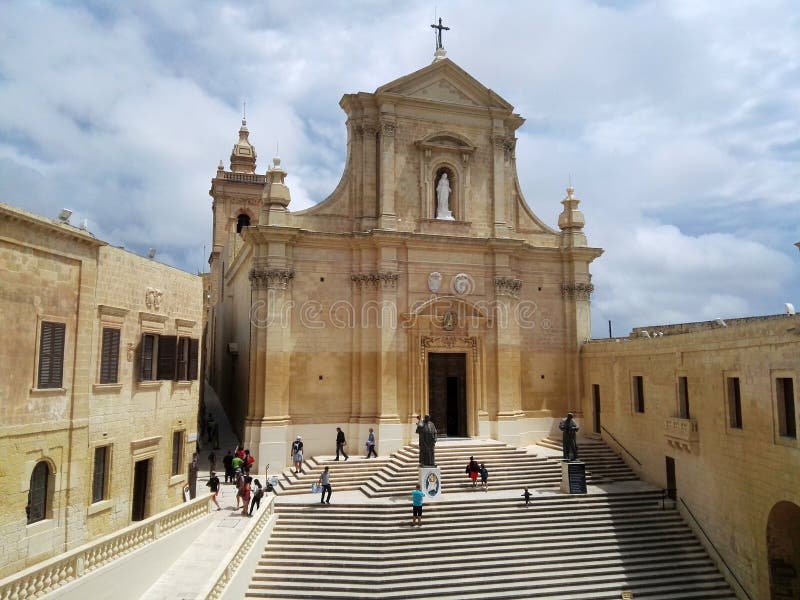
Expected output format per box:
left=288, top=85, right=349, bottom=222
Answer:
left=465, top=456, right=489, bottom=489
left=205, top=445, right=266, bottom=517
left=333, top=426, right=379, bottom=461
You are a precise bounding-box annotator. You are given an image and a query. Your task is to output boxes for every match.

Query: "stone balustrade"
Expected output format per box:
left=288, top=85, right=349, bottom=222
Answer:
left=0, top=496, right=211, bottom=600
left=665, top=417, right=700, bottom=453
left=203, top=496, right=277, bottom=599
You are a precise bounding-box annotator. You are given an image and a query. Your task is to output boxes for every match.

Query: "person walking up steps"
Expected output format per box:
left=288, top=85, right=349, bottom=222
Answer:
left=465, top=456, right=480, bottom=488
left=521, top=488, right=531, bottom=506
left=335, top=427, right=348, bottom=461
left=479, top=463, right=489, bottom=491
left=411, top=484, right=425, bottom=527
left=318, top=466, right=332, bottom=504
left=222, top=450, right=233, bottom=483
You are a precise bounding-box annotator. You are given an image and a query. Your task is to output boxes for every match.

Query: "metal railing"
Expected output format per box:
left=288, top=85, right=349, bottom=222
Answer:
left=680, top=498, right=754, bottom=600
left=600, top=426, right=642, bottom=465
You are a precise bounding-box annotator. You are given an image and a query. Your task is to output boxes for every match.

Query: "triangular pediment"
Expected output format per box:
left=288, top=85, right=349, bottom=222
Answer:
left=375, top=58, right=513, bottom=111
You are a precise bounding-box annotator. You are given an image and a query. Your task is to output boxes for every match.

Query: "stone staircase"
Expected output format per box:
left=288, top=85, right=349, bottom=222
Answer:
left=275, top=438, right=637, bottom=497
left=537, top=436, right=639, bottom=482
left=246, top=491, right=737, bottom=599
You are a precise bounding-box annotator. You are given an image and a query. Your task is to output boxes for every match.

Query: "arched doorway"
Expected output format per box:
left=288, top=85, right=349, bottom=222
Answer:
left=767, top=501, right=800, bottom=599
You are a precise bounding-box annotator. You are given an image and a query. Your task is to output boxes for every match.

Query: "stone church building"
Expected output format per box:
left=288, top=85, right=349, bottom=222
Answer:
left=207, top=56, right=601, bottom=469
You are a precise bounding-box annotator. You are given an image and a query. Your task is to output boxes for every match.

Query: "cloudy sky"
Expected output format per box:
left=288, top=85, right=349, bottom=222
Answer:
left=1, top=0, right=798, bottom=337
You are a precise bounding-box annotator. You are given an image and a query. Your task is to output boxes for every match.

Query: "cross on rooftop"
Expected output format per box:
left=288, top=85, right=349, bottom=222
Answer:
left=431, top=17, right=450, bottom=50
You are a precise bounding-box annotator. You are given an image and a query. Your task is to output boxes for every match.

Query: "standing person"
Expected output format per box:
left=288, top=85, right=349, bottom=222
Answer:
left=521, top=488, right=531, bottom=506
left=465, top=456, right=480, bottom=487
left=206, top=471, right=221, bottom=511
left=291, top=436, right=304, bottom=474
left=231, top=453, right=244, bottom=475
left=222, top=451, right=234, bottom=483
left=240, top=476, right=252, bottom=516
left=335, top=427, right=348, bottom=461
left=318, top=466, right=332, bottom=504
left=206, top=413, right=215, bottom=443
left=207, top=450, right=217, bottom=476
left=243, top=450, right=254, bottom=476
left=365, top=428, right=377, bottom=458
left=411, top=484, right=425, bottom=527
left=479, top=463, right=489, bottom=490
left=559, top=412, right=580, bottom=461
left=249, top=479, right=264, bottom=516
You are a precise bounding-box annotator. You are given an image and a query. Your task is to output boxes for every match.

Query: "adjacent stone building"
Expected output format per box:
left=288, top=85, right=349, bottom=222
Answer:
left=0, top=203, right=203, bottom=578
left=581, top=315, right=800, bottom=599
left=206, top=56, right=602, bottom=469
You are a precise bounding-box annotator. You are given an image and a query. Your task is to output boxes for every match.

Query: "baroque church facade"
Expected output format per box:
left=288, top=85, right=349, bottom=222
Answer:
left=206, top=56, right=601, bottom=469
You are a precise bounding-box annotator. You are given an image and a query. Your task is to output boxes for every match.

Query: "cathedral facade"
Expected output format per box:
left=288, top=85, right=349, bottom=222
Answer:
left=207, top=57, right=601, bottom=469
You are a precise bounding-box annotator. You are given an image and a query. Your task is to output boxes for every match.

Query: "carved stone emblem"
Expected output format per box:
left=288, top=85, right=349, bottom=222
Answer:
left=427, top=272, right=443, bottom=293
left=442, top=311, right=457, bottom=331
left=145, top=287, right=163, bottom=310
left=452, top=273, right=472, bottom=295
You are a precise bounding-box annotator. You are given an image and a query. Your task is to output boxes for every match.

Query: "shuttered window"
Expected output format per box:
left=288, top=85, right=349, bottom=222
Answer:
left=37, top=321, right=66, bottom=389
left=99, top=328, right=121, bottom=384
left=157, top=335, right=177, bottom=380
left=92, top=446, right=109, bottom=503
left=175, top=337, right=189, bottom=381
left=188, top=338, right=199, bottom=381
left=27, top=462, right=50, bottom=524
left=171, top=431, right=184, bottom=476
left=139, top=333, right=156, bottom=381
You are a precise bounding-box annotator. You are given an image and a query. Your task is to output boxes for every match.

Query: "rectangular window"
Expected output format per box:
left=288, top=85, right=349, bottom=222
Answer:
left=171, top=431, right=184, bottom=476
left=727, top=377, right=743, bottom=429
left=777, top=377, right=796, bottom=439
left=633, top=376, right=645, bottom=413
left=38, top=321, right=66, bottom=389
left=99, top=328, right=121, bottom=384
left=175, top=337, right=189, bottom=381
left=92, top=446, right=109, bottom=503
left=157, top=335, right=177, bottom=381
left=188, top=338, right=199, bottom=381
left=678, top=376, right=690, bottom=419
left=139, top=333, right=156, bottom=381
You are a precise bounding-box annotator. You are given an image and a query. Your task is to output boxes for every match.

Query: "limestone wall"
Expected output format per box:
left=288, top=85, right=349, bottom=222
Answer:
left=580, top=316, right=800, bottom=598
left=0, top=204, right=202, bottom=578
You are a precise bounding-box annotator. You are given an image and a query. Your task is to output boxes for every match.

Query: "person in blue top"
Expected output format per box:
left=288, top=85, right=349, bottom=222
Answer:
left=411, top=484, right=425, bottom=527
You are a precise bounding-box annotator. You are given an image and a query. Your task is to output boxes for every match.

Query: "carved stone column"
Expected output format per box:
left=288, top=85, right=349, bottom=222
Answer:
left=379, top=112, right=397, bottom=229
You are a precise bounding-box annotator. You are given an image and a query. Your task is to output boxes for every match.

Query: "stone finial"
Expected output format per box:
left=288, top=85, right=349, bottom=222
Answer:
left=230, top=119, right=257, bottom=173
left=261, top=156, right=291, bottom=209
left=558, top=187, right=585, bottom=231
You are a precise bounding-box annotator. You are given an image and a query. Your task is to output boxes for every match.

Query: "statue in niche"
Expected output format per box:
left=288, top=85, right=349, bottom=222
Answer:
left=435, top=172, right=454, bottom=220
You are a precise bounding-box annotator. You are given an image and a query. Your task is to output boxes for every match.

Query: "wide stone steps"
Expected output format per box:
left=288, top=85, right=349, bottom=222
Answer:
left=274, top=438, right=638, bottom=498
left=245, top=492, right=736, bottom=599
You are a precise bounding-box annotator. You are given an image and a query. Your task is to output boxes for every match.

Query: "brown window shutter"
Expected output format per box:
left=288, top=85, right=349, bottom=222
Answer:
left=157, top=335, right=177, bottom=380
left=100, top=328, right=121, bottom=384
left=139, top=333, right=155, bottom=381
left=38, top=322, right=66, bottom=389
left=175, top=338, right=188, bottom=381
left=188, top=338, right=199, bottom=381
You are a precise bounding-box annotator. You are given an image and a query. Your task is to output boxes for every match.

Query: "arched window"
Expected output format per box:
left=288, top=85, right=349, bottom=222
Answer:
left=27, top=461, right=50, bottom=524
left=236, top=213, right=251, bottom=234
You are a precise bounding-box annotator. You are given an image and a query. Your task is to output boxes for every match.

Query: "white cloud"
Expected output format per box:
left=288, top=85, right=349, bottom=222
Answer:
left=0, top=0, right=797, bottom=337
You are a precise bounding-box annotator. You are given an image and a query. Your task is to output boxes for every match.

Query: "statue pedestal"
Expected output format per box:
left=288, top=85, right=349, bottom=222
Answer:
left=560, top=461, right=587, bottom=494
left=419, top=466, right=442, bottom=501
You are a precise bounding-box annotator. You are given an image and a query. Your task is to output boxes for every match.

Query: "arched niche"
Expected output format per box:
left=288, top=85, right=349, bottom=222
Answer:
left=766, top=500, right=800, bottom=599
left=416, top=131, right=476, bottom=222
left=236, top=212, right=252, bottom=234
